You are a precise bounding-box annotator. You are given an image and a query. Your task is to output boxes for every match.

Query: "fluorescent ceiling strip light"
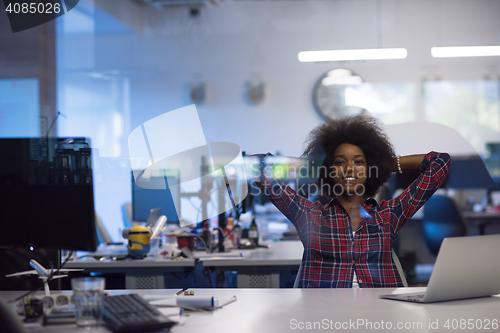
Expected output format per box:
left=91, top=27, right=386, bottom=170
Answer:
left=298, top=48, right=407, bottom=62
left=322, top=76, right=362, bottom=86
left=431, top=46, right=500, bottom=58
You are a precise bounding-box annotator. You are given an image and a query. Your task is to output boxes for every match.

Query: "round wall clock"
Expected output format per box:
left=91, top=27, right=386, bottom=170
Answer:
left=312, top=68, right=364, bottom=120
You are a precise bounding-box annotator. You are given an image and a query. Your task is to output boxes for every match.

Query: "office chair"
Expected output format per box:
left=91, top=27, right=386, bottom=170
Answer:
left=0, top=297, right=29, bottom=333
left=293, top=262, right=302, bottom=288
left=292, top=249, right=408, bottom=288
left=422, top=194, right=466, bottom=255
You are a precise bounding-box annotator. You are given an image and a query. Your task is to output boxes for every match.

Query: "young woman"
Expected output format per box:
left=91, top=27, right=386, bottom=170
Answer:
left=254, top=116, right=450, bottom=288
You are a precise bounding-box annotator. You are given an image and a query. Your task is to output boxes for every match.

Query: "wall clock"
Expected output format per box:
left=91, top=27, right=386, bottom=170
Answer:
left=312, top=68, right=364, bottom=120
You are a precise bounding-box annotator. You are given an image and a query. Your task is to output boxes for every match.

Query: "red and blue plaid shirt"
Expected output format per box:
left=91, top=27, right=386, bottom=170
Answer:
left=260, top=152, right=451, bottom=288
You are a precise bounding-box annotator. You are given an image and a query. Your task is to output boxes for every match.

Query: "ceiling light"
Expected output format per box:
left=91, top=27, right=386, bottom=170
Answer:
left=431, top=46, right=500, bottom=58
left=298, top=48, right=407, bottom=62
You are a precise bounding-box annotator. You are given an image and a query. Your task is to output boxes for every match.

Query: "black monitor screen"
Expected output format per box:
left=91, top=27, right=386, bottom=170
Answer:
left=132, top=170, right=180, bottom=224
left=0, top=138, right=97, bottom=251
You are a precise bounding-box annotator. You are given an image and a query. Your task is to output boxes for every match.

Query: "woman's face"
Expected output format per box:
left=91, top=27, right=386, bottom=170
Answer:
left=332, top=143, right=367, bottom=195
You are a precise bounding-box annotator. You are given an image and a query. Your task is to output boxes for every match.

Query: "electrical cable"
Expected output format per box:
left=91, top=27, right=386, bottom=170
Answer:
left=189, top=234, right=209, bottom=253
left=202, top=267, right=213, bottom=288
left=216, top=271, right=225, bottom=288
left=210, top=220, right=243, bottom=253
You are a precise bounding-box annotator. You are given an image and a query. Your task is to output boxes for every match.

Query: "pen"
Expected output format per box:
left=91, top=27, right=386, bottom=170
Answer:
left=175, top=288, right=188, bottom=295
left=219, top=295, right=237, bottom=308
left=178, top=308, right=185, bottom=325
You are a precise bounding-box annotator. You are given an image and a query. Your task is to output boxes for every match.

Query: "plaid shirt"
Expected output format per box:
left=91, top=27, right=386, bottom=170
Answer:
left=260, top=152, right=451, bottom=288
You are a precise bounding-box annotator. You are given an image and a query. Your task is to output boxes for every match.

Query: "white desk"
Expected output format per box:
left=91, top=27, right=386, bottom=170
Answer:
left=65, top=241, right=303, bottom=289
left=196, top=240, right=303, bottom=288
left=2, top=288, right=500, bottom=332
left=462, top=211, right=500, bottom=235
left=65, top=257, right=195, bottom=289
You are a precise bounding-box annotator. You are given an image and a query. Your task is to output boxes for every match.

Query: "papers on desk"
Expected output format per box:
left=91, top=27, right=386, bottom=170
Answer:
left=195, top=251, right=245, bottom=261
left=217, top=295, right=238, bottom=308
left=147, top=295, right=237, bottom=310
left=157, top=307, right=183, bottom=322
left=76, top=243, right=128, bottom=261
left=44, top=305, right=76, bottom=324
left=197, top=255, right=244, bottom=261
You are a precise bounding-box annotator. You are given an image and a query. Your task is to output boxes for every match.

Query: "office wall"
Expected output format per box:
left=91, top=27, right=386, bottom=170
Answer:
left=58, top=0, right=500, bottom=155
left=0, top=13, right=56, bottom=136
left=3, top=0, right=499, bottom=240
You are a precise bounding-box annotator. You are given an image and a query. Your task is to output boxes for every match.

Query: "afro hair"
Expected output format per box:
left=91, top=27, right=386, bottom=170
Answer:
left=302, top=115, right=395, bottom=198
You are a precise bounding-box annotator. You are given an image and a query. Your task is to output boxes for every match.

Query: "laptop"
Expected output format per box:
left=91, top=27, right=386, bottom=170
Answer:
left=145, top=208, right=162, bottom=227
left=380, top=234, right=500, bottom=303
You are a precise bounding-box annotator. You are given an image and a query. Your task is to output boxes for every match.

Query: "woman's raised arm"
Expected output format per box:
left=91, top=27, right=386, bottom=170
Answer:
left=392, top=154, right=427, bottom=173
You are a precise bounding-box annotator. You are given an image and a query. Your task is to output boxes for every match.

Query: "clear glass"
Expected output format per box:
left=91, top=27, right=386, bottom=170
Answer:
left=345, top=82, right=416, bottom=125
left=423, top=80, right=500, bottom=156
left=423, top=80, right=500, bottom=181
left=0, top=79, right=40, bottom=137
left=71, top=277, right=105, bottom=328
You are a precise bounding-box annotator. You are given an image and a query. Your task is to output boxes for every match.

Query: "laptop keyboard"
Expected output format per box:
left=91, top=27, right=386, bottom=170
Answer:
left=400, top=293, right=425, bottom=302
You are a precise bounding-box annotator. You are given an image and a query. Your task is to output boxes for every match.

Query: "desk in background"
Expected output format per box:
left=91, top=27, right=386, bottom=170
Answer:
left=196, top=240, right=303, bottom=288
left=65, top=258, right=195, bottom=289
left=462, top=211, right=500, bottom=235
left=2, top=288, right=500, bottom=332
left=66, top=241, right=303, bottom=289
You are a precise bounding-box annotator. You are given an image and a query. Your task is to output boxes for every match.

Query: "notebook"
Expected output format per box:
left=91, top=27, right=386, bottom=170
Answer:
left=380, top=234, right=500, bottom=303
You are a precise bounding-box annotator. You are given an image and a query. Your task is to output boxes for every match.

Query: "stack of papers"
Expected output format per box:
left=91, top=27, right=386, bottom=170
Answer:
left=144, top=295, right=237, bottom=310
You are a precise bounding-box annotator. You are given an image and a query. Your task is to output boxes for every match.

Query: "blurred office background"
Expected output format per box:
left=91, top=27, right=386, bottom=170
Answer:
left=1, top=0, right=500, bottom=284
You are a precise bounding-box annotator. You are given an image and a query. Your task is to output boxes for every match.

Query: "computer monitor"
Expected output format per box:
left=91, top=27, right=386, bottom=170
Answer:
left=131, top=170, right=180, bottom=224
left=0, top=137, right=97, bottom=252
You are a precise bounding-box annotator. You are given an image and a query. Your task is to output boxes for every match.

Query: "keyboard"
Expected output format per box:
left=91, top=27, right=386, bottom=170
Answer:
left=102, top=293, right=176, bottom=332
left=403, top=294, right=425, bottom=301
left=379, top=292, right=426, bottom=303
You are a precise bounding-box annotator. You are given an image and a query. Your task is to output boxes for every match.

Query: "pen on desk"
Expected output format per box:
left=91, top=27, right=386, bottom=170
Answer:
left=219, top=295, right=237, bottom=308
left=178, top=308, right=185, bottom=325
left=175, top=288, right=188, bottom=295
